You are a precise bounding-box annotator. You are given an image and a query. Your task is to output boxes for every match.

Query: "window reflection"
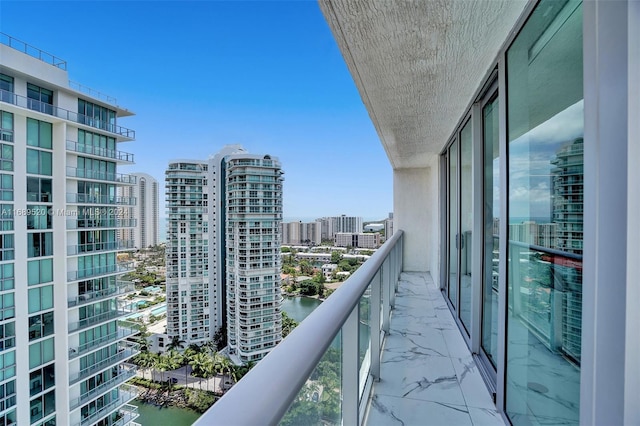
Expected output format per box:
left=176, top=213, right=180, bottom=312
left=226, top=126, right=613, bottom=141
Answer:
left=506, top=0, right=583, bottom=424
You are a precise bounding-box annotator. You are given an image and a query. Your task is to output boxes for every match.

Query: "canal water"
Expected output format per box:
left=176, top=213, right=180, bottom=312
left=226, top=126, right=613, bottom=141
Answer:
left=131, top=296, right=323, bottom=425
left=130, top=400, right=201, bottom=426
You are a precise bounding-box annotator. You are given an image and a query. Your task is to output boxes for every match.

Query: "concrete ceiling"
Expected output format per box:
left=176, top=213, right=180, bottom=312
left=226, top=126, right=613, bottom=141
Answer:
left=319, top=0, right=528, bottom=169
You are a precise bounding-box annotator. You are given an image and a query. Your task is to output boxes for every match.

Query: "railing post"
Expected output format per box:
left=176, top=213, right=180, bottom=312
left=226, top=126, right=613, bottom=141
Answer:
left=389, top=248, right=397, bottom=308
left=371, top=270, right=382, bottom=381
left=381, top=258, right=391, bottom=333
left=342, top=305, right=360, bottom=425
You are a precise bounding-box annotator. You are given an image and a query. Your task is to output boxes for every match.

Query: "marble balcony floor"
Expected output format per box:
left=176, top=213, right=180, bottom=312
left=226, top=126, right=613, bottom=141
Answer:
left=364, top=272, right=506, bottom=426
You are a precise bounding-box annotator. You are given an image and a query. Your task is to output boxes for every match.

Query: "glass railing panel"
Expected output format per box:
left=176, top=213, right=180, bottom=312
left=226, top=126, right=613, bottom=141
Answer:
left=358, top=284, right=371, bottom=396
left=279, top=330, right=342, bottom=426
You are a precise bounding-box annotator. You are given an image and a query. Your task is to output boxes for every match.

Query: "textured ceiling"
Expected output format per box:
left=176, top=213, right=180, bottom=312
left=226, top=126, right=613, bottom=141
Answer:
left=319, top=0, right=528, bottom=169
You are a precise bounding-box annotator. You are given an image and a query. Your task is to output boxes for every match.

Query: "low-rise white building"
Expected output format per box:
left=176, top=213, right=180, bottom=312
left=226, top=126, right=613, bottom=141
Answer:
left=334, top=232, right=381, bottom=249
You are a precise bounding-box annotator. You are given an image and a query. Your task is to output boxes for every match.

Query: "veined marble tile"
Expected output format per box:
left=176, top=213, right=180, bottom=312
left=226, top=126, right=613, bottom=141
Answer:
left=451, top=355, right=497, bottom=410
left=366, top=394, right=473, bottom=426
left=467, top=407, right=506, bottom=426
left=384, top=328, right=450, bottom=359
left=376, top=352, right=466, bottom=406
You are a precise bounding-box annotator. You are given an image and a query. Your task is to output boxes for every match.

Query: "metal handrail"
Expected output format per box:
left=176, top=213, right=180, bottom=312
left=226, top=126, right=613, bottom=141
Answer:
left=66, top=140, right=134, bottom=163
left=0, top=32, right=67, bottom=69
left=0, top=88, right=134, bottom=138
left=195, top=230, right=403, bottom=425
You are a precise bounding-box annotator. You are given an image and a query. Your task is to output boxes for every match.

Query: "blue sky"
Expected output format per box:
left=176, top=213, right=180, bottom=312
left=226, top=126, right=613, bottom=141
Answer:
left=0, top=0, right=393, bottom=224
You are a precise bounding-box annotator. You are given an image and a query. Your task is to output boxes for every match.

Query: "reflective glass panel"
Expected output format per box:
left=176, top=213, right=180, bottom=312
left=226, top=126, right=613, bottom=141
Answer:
left=506, top=0, right=583, bottom=424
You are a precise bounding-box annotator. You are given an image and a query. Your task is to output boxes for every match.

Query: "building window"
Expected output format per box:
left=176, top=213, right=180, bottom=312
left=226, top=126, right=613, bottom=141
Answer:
left=27, top=118, right=52, bottom=149
left=28, top=312, right=54, bottom=341
left=27, top=83, right=53, bottom=115
left=78, top=130, right=116, bottom=158
left=0, top=379, right=16, bottom=413
left=27, top=259, right=53, bottom=286
left=0, top=111, right=13, bottom=142
left=0, top=322, right=15, bottom=351
left=29, top=363, right=55, bottom=397
left=0, top=350, right=16, bottom=381
left=0, top=409, right=16, bottom=426
left=29, top=388, right=55, bottom=423
left=27, top=149, right=52, bottom=176
left=505, top=0, right=583, bottom=424
left=28, top=337, right=54, bottom=369
left=0, top=234, right=13, bottom=261
left=0, top=174, right=12, bottom=201
left=26, top=206, right=52, bottom=230
left=0, top=263, right=13, bottom=291
left=78, top=99, right=116, bottom=132
left=0, top=293, right=14, bottom=321
left=27, top=285, right=53, bottom=314
left=0, top=144, right=13, bottom=172
left=27, top=177, right=52, bottom=202
left=27, top=232, right=52, bottom=257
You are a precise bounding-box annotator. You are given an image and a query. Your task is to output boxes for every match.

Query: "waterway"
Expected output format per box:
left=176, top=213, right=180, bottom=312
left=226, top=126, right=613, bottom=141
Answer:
left=131, top=296, right=324, bottom=426
left=130, top=400, right=201, bottom=426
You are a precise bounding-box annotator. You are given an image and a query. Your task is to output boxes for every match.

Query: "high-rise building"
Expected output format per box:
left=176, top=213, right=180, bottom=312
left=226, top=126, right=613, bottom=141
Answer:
left=0, top=35, right=139, bottom=426
left=317, top=215, right=363, bottom=241
left=165, top=145, right=284, bottom=363
left=119, top=173, right=159, bottom=249
left=281, top=221, right=321, bottom=246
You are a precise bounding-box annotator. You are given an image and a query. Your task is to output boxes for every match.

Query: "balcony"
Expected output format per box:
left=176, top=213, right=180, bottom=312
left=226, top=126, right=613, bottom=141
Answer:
left=69, top=363, right=137, bottom=410
left=69, top=341, right=139, bottom=384
left=67, top=218, right=137, bottom=230
left=68, top=303, right=138, bottom=333
left=0, top=88, right=134, bottom=138
left=66, top=193, right=136, bottom=206
left=69, top=323, right=139, bottom=359
left=67, top=240, right=135, bottom=256
left=111, top=404, right=140, bottom=426
left=73, top=384, right=138, bottom=426
left=66, top=140, right=134, bottom=164
left=67, top=280, right=136, bottom=308
left=66, top=167, right=137, bottom=185
left=67, top=262, right=134, bottom=282
left=196, top=231, right=502, bottom=425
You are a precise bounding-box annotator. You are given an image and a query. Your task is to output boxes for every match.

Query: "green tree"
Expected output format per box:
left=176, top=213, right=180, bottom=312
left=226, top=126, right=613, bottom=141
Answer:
left=330, top=251, right=341, bottom=264
left=282, top=311, right=299, bottom=338
left=167, top=335, right=186, bottom=351
left=213, top=327, right=227, bottom=351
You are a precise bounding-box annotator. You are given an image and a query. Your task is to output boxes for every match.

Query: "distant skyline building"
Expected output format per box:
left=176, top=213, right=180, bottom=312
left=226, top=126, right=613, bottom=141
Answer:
left=119, top=172, right=159, bottom=249
left=316, top=215, right=363, bottom=241
left=281, top=221, right=321, bottom=245
left=165, top=145, right=284, bottom=363
left=334, top=232, right=380, bottom=249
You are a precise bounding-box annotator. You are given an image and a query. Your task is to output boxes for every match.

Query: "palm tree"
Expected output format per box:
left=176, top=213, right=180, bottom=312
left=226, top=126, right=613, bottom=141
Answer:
left=134, top=351, right=155, bottom=380
left=166, top=336, right=186, bottom=351
left=163, top=350, right=183, bottom=390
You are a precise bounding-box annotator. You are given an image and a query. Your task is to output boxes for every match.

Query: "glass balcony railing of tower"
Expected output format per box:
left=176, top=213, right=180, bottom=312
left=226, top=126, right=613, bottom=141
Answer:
left=110, top=404, right=139, bottom=426
left=67, top=240, right=135, bottom=255
left=69, top=322, right=139, bottom=359
left=74, top=384, right=138, bottom=426
left=68, top=303, right=138, bottom=333
left=0, top=88, right=134, bottom=138
left=69, top=364, right=137, bottom=410
left=69, top=341, right=139, bottom=384
left=0, top=32, right=67, bottom=69
left=195, top=230, right=403, bottom=426
left=66, top=140, right=134, bottom=163
left=66, top=193, right=136, bottom=206
left=67, top=218, right=137, bottom=229
left=67, top=280, right=135, bottom=308
left=67, top=262, right=134, bottom=282
left=66, top=167, right=137, bottom=184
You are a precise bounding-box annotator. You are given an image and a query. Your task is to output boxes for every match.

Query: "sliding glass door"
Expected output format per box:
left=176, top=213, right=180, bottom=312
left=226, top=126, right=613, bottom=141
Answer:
left=444, top=119, right=473, bottom=335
